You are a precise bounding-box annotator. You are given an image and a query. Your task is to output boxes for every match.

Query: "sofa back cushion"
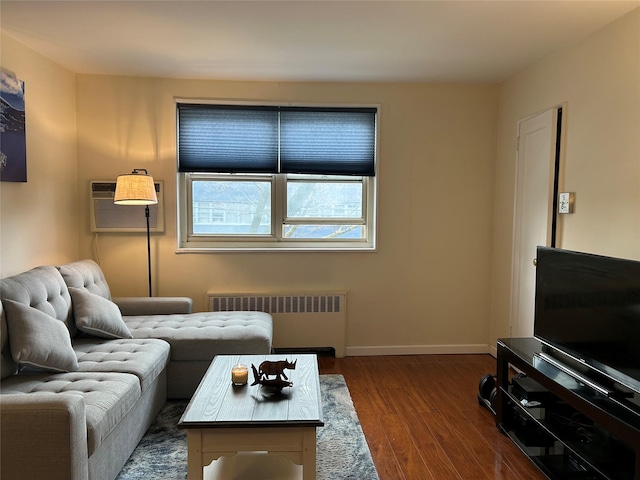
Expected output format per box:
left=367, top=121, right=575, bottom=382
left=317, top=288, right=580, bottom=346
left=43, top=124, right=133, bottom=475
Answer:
left=57, top=260, right=112, bottom=300
left=0, top=265, right=75, bottom=332
left=0, top=302, right=18, bottom=379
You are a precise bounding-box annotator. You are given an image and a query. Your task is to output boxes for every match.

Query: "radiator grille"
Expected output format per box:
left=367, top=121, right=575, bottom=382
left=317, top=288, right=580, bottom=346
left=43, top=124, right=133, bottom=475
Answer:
left=210, top=294, right=342, bottom=314
left=207, top=291, right=347, bottom=357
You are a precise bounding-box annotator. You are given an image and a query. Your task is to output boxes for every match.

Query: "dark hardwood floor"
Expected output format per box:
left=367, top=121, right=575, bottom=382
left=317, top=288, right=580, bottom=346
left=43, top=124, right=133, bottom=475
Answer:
left=318, top=354, right=547, bottom=480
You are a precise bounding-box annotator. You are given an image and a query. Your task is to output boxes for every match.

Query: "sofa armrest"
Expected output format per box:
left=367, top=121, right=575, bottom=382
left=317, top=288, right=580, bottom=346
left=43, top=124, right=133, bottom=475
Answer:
left=113, top=296, right=194, bottom=315
left=0, top=393, right=88, bottom=480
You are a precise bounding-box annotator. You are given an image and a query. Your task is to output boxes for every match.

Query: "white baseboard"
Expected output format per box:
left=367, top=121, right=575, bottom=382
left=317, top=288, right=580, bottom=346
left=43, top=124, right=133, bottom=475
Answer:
left=345, top=344, right=492, bottom=357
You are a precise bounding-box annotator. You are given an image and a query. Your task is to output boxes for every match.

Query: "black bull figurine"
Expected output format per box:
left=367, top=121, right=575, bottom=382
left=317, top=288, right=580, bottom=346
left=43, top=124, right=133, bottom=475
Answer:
left=250, top=359, right=297, bottom=391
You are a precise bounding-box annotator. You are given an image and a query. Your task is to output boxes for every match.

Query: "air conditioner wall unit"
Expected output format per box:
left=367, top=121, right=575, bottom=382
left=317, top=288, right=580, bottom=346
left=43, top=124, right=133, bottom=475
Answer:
left=90, top=180, right=165, bottom=233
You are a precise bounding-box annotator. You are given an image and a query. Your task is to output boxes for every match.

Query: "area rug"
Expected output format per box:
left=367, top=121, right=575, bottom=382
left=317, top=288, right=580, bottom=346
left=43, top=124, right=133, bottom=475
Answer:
left=116, top=374, right=379, bottom=480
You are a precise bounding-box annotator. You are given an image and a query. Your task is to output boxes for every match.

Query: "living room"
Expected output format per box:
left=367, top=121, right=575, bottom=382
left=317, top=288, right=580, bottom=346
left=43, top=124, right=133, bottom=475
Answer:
left=1, top=2, right=639, bottom=479
left=2, top=2, right=638, bottom=359
left=2, top=1, right=640, bottom=475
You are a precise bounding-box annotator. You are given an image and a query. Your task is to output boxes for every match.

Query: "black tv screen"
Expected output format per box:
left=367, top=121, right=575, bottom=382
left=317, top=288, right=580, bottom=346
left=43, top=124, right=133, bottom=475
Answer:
left=534, top=246, right=640, bottom=395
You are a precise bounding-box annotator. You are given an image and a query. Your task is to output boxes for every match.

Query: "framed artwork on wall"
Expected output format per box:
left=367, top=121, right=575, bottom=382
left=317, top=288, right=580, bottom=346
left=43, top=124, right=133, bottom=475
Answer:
left=0, top=70, right=27, bottom=182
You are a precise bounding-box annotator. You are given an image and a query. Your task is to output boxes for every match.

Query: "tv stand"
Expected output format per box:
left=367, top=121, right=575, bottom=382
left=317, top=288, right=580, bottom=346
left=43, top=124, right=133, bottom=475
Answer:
left=496, top=337, right=640, bottom=480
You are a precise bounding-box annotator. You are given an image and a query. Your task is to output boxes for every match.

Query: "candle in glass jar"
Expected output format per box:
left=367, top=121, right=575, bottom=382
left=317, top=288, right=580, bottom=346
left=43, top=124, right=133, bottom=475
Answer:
left=231, top=364, right=248, bottom=385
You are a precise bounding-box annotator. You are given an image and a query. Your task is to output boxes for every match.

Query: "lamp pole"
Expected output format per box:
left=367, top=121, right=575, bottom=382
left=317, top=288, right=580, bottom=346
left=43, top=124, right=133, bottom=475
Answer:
left=145, top=204, right=152, bottom=297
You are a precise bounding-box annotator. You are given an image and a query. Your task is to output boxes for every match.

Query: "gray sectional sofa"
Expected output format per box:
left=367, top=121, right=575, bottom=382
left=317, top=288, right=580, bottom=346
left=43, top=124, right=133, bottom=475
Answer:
left=0, top=259, right=273, bottom=480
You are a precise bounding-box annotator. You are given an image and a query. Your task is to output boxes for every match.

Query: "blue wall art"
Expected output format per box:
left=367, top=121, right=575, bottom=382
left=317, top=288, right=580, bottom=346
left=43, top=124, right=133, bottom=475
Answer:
left=1, top=71, right=27, bottom=182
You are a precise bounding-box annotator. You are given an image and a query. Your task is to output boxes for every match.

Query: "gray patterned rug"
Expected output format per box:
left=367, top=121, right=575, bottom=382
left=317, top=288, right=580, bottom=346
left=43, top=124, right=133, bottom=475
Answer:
left=116, top=374, right=379, bottom=480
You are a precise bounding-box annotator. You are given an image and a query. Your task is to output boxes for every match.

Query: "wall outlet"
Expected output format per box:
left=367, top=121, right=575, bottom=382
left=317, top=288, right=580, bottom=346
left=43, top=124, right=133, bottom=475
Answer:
left=558, top=192, right=575, bottom=214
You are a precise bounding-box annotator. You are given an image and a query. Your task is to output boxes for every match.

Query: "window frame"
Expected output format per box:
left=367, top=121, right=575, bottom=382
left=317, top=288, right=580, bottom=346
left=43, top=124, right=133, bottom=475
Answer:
left=176, top=100, right=378, bottom=252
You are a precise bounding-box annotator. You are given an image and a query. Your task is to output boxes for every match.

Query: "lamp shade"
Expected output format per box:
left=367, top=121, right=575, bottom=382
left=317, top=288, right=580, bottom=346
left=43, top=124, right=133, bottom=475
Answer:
left=114, top=170, right=158, bottom=205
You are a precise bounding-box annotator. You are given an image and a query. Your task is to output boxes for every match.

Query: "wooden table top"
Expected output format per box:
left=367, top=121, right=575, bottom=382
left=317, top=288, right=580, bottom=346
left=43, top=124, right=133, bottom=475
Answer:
left=178, top=354, right=324, bottom=429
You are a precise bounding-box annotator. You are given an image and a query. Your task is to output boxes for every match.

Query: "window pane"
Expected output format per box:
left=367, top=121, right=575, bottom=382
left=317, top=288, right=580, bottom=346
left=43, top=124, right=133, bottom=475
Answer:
left=287, top=181, right=362, bottom=218
left=192, top=180, right=271, bottom=234
left=284, top=224, right=364, bottom=239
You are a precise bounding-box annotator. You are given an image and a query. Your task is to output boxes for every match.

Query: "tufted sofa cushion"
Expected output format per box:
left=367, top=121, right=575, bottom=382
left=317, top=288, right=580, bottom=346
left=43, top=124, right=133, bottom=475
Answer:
left=1, top=371, right=141, bottom=455
left=0, top=265, right=75, bottom=336
left=124, top=311, right=273, bottom=361
left=57, top=260, right=112, bottom=300
left=73, top=338, right=169, bottom=391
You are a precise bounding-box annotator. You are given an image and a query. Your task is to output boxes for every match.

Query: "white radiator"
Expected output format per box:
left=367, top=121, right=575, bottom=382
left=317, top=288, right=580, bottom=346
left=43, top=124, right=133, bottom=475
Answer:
left=207, top=291, right=346, bottom=357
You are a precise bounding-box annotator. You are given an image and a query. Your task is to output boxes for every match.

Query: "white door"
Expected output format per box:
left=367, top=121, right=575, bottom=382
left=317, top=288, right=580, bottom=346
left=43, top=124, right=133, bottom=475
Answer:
left=510, top=107, right=561, bottom=338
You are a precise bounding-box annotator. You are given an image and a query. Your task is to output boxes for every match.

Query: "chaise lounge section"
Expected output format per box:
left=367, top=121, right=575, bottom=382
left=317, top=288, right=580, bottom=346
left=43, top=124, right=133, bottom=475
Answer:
left=0, top=260, right=273, bottom=480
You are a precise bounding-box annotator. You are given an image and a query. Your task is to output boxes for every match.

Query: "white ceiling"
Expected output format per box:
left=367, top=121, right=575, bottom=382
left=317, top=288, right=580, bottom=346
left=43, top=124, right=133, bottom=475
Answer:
left=1, top=1, right=638, bottom=83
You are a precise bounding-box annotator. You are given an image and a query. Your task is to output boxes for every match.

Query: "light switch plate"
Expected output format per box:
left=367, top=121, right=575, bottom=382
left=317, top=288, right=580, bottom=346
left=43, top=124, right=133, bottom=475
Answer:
left=558, top=192, right=575, bottom=214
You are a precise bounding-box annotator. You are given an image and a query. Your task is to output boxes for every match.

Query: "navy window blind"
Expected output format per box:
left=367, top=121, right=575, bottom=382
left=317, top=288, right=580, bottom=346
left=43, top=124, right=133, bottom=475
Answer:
left=177, top=105, right=279, bottom=173
left=178, top=104, right=376, bottom=176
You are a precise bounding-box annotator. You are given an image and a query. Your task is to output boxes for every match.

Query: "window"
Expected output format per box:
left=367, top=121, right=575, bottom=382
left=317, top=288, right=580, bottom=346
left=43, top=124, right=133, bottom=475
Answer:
left=177, top=102, right=377, bottom=251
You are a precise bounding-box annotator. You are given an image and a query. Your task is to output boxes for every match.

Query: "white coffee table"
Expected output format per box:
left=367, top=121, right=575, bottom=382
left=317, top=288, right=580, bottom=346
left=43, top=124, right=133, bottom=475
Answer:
left=178, top=354, right=323, bottom=480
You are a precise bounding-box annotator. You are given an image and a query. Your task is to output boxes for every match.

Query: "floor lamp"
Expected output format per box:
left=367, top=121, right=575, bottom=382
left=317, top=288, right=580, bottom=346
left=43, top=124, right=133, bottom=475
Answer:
left=114, top=168, right=158, bottom=297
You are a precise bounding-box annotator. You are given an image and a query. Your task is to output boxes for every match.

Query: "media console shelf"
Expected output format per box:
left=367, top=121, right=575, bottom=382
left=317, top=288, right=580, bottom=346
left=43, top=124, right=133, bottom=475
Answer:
left=496, top=337, right=640, bottom=480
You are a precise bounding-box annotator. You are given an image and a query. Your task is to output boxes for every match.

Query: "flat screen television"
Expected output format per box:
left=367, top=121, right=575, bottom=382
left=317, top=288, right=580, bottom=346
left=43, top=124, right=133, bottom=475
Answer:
left=534, top=246, right=640, bottom=395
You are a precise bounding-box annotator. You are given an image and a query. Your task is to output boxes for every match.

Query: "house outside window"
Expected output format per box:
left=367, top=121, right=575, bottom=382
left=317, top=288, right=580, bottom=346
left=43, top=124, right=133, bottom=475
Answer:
left=177, top=101, right=378, bottom=251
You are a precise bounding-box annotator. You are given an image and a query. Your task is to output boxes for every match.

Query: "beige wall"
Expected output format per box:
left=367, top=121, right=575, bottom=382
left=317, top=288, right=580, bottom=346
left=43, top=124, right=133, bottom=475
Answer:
left=4, top=6, right=637, bottom=354
left=75, top=77, right=499, bottom=353
left=0, top=34, right=79, bottom=277
left=490, top=9, right=640, bottom=349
